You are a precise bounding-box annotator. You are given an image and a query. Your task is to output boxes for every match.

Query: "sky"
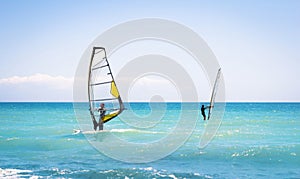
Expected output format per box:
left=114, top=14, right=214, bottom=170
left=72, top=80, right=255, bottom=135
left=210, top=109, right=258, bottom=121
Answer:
left=0, top=0, right=299, bottom=102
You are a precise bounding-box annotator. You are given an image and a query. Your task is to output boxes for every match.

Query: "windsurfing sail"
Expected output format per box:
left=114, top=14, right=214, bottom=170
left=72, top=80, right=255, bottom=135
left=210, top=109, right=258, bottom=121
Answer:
left=207, top=68, right=221, bottom=120
left=88, top=47, right=124, bottom=130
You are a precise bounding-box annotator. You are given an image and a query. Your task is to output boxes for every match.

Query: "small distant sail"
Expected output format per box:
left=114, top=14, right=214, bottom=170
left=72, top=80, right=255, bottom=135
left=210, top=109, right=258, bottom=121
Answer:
left=207, top=68, right=221, bottom=120
left=88, top=47, right=124, bottom=129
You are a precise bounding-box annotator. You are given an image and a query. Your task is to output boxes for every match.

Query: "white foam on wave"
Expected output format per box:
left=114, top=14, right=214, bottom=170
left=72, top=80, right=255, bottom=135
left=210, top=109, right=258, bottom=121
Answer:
left=142, top=167, right=154, bottom=171
left=74, top=128, right=165, bottom=135
left=111, top=128, right=166, bottom=134
left=6, top=137, right=19, bottom=141
left=81, top=130, right=110, bottom=134
left=110, top=129, right=138, bottom=133
left=168, top=174, right=178, bottom=179
left=0, top=168, right=37, bottom=178
left=194, top=172, right=200, bottom=176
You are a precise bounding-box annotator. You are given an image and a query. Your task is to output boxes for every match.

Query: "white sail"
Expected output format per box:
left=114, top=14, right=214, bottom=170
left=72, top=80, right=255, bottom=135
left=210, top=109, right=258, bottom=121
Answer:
left=207, top=68, right=221, bottom=120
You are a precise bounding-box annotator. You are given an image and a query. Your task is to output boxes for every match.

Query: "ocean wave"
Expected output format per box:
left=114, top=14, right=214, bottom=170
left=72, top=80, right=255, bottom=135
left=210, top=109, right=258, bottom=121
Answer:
left=230, top=144, right=300, bottom=162
left=216, top=129, right=240, bottom=137
left=0, top=168, right=34, bottom=178
left=1, top=167, right=218, bottom=179
left=68, top=167, right=216, bottom=179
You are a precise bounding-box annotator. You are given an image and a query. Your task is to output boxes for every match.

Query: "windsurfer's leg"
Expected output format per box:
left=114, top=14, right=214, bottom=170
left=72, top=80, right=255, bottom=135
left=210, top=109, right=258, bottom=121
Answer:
left=98, top=118, right=103, bottom=130
left=202, top=113, right=206, bottom=120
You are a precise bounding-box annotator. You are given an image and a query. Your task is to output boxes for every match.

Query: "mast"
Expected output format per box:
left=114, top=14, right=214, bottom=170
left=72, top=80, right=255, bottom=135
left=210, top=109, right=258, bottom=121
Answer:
left=88, top=47, right=101, bottom=127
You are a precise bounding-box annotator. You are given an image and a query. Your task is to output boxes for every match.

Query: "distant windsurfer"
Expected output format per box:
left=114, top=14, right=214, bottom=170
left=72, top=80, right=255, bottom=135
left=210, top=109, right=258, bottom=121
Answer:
left=201, top=105, right=212, bottom=120
left=97, top=103, right=106, bottom=130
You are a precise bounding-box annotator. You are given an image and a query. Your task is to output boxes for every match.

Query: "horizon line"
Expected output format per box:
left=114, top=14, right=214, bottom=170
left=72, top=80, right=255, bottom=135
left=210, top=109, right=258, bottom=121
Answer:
left=1, top=101, right=300, bottom=103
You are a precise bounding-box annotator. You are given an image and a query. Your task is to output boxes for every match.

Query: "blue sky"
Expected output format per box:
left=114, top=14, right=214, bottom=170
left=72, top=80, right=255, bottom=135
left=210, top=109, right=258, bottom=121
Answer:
left=0, top=0, right=299, bottom=101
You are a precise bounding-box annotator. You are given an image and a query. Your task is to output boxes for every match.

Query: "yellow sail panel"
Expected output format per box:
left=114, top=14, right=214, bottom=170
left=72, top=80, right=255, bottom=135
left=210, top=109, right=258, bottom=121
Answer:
left=110, top=81, right=120, bottom=98
left=102, top=110, right=120, bottom=123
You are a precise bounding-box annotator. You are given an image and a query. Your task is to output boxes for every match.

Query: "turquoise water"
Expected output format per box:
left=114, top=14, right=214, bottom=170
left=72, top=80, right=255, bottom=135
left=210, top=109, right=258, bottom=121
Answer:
left=0, top=102, right=299, bottom=178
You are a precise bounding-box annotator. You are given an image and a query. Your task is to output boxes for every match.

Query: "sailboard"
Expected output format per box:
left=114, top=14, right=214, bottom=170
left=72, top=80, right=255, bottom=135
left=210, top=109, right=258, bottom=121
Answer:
left=88, top=47, right=124, bottom=130
left=207, top=68, right=221, bottom=120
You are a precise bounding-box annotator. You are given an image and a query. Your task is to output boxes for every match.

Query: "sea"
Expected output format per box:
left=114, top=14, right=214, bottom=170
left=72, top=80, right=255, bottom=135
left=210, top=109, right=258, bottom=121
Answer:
left=0, top=102, right=299, bottom=179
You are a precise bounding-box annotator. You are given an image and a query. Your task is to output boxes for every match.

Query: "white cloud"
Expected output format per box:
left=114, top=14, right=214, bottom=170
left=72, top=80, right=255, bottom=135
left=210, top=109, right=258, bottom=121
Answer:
left=0, top=73, right=73, bottom=90
left=0, top=74, right=74, bottom=101
left=132, top=76, right=173, bottom=86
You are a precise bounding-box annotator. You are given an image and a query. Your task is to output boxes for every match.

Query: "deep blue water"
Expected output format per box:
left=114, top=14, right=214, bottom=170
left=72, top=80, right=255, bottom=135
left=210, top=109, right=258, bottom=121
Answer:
left=0, top=102, right=299, bottom=178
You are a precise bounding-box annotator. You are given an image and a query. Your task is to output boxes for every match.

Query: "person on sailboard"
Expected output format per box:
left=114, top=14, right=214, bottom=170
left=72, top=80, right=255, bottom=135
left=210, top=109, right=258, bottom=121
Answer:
left=97, top=103, right=106, bottom=130
left=201, top=105, right=211, bottom=120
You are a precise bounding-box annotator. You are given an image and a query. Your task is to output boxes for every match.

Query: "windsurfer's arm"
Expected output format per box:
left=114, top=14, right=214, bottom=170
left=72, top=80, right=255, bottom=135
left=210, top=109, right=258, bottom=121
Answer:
left=206, top=106, right=213, bottom=109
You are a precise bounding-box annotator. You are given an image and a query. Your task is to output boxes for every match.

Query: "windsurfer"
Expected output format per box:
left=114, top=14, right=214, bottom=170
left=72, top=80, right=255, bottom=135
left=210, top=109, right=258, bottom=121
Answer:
left=201, top=105, right=212, bottom=120
left=97, top=103, right=106, bottom=130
